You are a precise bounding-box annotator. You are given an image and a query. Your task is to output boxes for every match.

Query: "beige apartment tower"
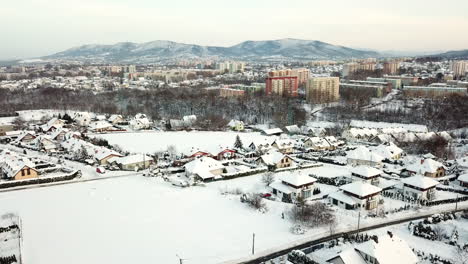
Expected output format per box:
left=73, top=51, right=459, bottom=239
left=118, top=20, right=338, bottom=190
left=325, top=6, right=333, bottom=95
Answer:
left=306, top=77, right=340, bottom=103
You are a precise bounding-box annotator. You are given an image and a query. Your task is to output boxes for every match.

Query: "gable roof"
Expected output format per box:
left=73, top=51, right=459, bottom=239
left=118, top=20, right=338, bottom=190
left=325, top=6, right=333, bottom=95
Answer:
left=185, top=157, right=224, bottom=175
left=263, top=128, right=283, bottom=135
left=327, top=248, right=367, bottom=264
left=282, top=174, right=316, bottom=187
left=340, top=181, right=382, bottom=197
left=406, top=158, right=444, bottom=174
left=258, top=151, right=289, bottom=165
left=351, top=166, right=383, bottom=178
left=401, top=175, right=439, bottom=189
left=2, top=153, right=36, bottom=178
left=347, top=146, right=383, bottom=162
left=355, top=234, right=418, bottom=264
left=458, top=173, right=468, bottom=183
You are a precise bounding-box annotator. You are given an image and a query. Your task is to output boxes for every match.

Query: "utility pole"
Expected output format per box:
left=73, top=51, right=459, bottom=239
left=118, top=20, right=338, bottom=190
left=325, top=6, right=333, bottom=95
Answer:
left=455, top=194, right=459, bottom=211
left=176, top=254, right=185, bottom=264
left=252, top=233, right=255, bottom=255
left=357, top=211, right=361, bottom=236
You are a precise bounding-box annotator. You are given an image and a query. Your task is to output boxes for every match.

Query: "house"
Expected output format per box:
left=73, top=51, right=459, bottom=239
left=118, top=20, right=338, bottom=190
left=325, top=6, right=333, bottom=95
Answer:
left=248, top=138, right=275, bottom=154
left=130, top=113, right=152, bottom=130
left=50, top=128, right=69, bottom=142
left=342, top=128, right=378, bottom=141
left=350, top=166, right=382, bottom=186
left=74, top=112, right=93, bottom=126
left=40, top=117, right=65, bottom=132
left=301, top=126, right=326, bottom=137
left=304, top=137, right=332, bottom=151
left=227, top=120, right=244, bottom=131
left=94, top=148, right=123, bottom=165
left=271, top=138, right=294, bottom=154
left=324, top=136, right=344, bottom=148
left=371, top=142, right=404, bottom=160
left=88, top=121, right=114, bottom=133
left=346, top=146, right=383, bottom=168
left=182, top=115, right=197, bottom=126
left=285, top=125, right=301, bottom=135
left=184, top=156, right=225, bottom=181
left=458, top=173, right=468, bottom=188
left=256, top=150, right=294, bottom=170
left=401, top=175, right=439, bottom=201
left=32, top=135, right=58, bottom=153
left=404, top=158, right=445, bottom=178
left=189, top=151, right=211, bottom=159
left=108, top=154, right=154, bottom=171
left=16, top=132, right=36, bottom=144
left=108, top=114, right=125, bottom=125
left=1, top=154, right=38, bottom=181
left=262, top=128, right=283, bottom=136
left=270, top=174, right=317, bottom=202
left=329, top=181, right=382, bottom=210
left=328, top=233, right=418, bottom=264
left=213, top=148, right=237, bottom=160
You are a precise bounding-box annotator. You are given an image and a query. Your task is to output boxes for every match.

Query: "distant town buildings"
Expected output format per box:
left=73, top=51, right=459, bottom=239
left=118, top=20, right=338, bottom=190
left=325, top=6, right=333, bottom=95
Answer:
left=265, top=71, right=298, bottom=97
left=383, top=60, right=400, bottom=75
left=402, top=83, right=467, bottom=98
left=216, top=61, right=245, bottom=73
left=220, top=87, right=245, bottom=97
left=342, top=62, right=376, bottom=77
left=305, top=77, right=340, bottom=103
left=450, top=60, right=467, bottom=78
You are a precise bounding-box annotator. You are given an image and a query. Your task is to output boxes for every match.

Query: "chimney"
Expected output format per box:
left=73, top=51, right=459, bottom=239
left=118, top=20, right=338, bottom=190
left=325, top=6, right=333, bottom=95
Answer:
left=387, top=231, right=393, bottom=238
left=421, top=159, right=424, bottom=165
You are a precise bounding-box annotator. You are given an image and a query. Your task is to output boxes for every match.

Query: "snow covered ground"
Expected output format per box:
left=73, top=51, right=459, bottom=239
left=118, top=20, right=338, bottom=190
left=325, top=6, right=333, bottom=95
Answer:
left=93, top=131, right=270, bottom=155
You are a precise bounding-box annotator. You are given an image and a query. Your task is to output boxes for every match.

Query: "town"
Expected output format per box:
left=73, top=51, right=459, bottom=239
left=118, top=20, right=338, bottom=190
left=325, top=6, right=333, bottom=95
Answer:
left=1, top=1, right=468, bottom=263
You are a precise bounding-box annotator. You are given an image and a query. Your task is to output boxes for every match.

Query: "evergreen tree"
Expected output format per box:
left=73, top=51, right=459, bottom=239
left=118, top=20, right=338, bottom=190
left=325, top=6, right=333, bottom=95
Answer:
left=234, top=135, right=243, bottom=149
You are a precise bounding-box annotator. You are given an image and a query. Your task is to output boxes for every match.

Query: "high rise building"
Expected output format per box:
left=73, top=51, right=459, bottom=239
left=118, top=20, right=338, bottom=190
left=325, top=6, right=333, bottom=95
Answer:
left=383, top=61, right=400, bottom=75
left=266, top=74, right=298, bottom=97
left=342, top=62, right=376, bottom=77
left=451, top=61, right=468, bottom=77
left=217, top=61, right=245, bottom=73
left=306, top=77, right=340, bottom=103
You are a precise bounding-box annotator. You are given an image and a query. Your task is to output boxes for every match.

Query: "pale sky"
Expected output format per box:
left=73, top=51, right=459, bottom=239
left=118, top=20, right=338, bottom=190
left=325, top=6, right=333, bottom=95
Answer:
left=1, top=0, right=467, bottom=60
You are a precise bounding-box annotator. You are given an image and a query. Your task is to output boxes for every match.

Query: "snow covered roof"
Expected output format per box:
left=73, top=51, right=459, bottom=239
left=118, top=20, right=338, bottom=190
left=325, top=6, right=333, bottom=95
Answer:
left=340, top=181, right=382, bottom=197
left=94, top=148, right=122, bottom=161
left=88, top=121, right=113, bottom=130
left=351, top=166, right=382, bottom=178
left=371, top=142, right=403, bottom=160
left=346, top=146, right=383, bottom=162
left=282, top=174, right=316, bottom=187
left=227, top=120, right=244, bottom=127
left=401, top=175, right=439, bottom=189
left=285, top=125, right=301, bottom=134
left=185, top=156, right=224, bottom=175
left=327, top=248, right=367, bottom=264
left=2, top=153, right=36, bottom=178
left=259, top=151, right=288, bottom=165
left=355, top=234, right=419, bottom=264
left=458, top=173, right=468, bottom=183
left=350, top=120, right=428, bottom=133
left=110, top=154, right=152, bottom=165
left=406, top=158, right=444, bottom=174
left=328, top=191, right=357, bottom=205
left=270, top=181, right=295, bottom=195
left=108, top=114, right=123, bottom=122
left=263, top=128, right=283, bottom=135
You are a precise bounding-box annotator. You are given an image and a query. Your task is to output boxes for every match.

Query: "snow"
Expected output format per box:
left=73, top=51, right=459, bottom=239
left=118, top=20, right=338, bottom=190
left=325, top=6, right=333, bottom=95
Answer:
left=401, top=175, right=439, bottom=189
left=94, top=131, right=269, bottom=155
left=351, top=166, right=382, bottom=178
left=355, top=234, right=418, bottom=264
left=340, top=182, right=382, bottom=197
left=281, top=174, right=317, bottom=187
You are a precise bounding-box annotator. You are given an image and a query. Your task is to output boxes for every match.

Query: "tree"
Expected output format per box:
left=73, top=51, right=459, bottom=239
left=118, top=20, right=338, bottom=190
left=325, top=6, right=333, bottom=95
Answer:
left=234, top=135, right=243, bottom=149
left=77, top=145, right=89, bottom=161
left=261, top=173, right=275, bottom=186
left=12, top=117, right=27, bottom=130
left=167, top=145, right=177, bottom=159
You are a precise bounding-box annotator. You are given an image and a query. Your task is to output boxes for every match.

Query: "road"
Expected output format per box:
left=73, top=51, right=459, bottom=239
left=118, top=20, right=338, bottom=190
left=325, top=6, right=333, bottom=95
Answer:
left=225, top=205, right=468, bottom=264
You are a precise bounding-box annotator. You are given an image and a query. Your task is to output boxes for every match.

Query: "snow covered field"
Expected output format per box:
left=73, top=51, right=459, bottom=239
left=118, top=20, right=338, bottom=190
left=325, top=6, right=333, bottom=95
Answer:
left=94, top=131, right=269, bottom=155
left=0, top=176, right=299, bottom=264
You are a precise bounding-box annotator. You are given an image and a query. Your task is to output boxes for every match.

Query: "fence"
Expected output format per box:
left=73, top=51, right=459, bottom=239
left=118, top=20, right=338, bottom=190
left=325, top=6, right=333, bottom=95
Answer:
left=0, top=170, right=81, bottom=189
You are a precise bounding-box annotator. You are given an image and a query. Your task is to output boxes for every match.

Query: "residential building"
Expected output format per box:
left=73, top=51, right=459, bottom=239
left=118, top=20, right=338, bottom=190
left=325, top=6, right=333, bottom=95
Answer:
left=346, top=146, right=383, bottom=168
left=342, top=62, right=376, bottom=77
left=367, top=77, right=402, bottom=90
left=270, top=174, right=317, bottom=201
left=184, top=156, right=225, bottom=181
left=306, top=77, right=340, bottom=103
left=217, top=61, right=245, bottom=73
left=227, top=120, right=244, bottom=131
left=404, top=158, right=446, bottom=178
left=271, top=138, right=294, bottom=154
left=340, top=81, right=390, bottom=98
left=265, top=74, right=298, bottom=97
left=458, top=173, right=468, bottom=188
left=383, top=61, right=400, bottom=75
left=328, top=233, right=418, bottom=264
left=108, top=154, right=153, bottom=171
left=1, top=153, right=38, bottom=181
left=350, top=166, right=382, bottom=185
left=256, top=150, right=294, bottom=170
left=401, top=175, right=439, bottom=201
left=402, top=85, right=467, bottom=98
left=220, top=87, right=245, bottom=97
left=328, top=181, right=382, bottom=210
left=450, top=60, right=467, bottom=77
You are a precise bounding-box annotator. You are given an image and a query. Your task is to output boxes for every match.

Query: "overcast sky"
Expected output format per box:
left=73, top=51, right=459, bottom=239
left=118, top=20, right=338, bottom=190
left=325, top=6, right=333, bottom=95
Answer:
left=1, top=0, right=467, bottom=60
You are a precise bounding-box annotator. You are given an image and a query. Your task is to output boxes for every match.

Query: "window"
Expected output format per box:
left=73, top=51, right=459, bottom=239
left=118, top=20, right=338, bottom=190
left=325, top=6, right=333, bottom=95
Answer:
left=21, top=170, right=25, bottom=176
left=27, top=168, right=31, bottom=175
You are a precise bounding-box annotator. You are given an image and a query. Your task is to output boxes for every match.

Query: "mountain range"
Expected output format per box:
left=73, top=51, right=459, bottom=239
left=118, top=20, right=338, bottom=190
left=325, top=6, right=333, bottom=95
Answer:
left=45, top=39, right=381, bottom=62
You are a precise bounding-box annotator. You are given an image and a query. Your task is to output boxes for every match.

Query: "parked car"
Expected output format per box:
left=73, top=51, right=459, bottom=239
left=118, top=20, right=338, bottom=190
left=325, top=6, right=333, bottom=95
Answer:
left=96, top=167, right=106, bottom=174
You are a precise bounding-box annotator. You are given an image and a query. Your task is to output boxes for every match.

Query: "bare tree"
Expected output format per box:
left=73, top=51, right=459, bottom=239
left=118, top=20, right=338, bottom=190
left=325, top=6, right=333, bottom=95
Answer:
left=261, top=173, right=275, bottom=186
left=453, top=245, right=468, bottom=264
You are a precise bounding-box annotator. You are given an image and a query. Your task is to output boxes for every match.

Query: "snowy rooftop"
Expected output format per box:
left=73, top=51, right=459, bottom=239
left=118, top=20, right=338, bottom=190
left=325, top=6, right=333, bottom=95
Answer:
left=355, top=234, right=419, bottom=264
left=263, top=128, right=283, bottom=135
left=259, top=151, right=287, bottom=165
left=185, top=156, right=224, bottom=175
left=401, top=175, right=439, bottom=189
left=350, top=120, right=428, bottom=133
left=351, top=166, right=382, bottom=178
left=281, top=174, right=316, bottom=187
left=458, top=173, right=468, bottom=183
left=328, top=191, right=357, bottom=205
left=327, top=248, right=367, bottom=264
left=347, top=146, right=383, bottom=162
left=340, top=181, right=382, bottom=197
left=406, top=158, right=444, bottom=174
left=109, top=154, right=151, bottom=165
